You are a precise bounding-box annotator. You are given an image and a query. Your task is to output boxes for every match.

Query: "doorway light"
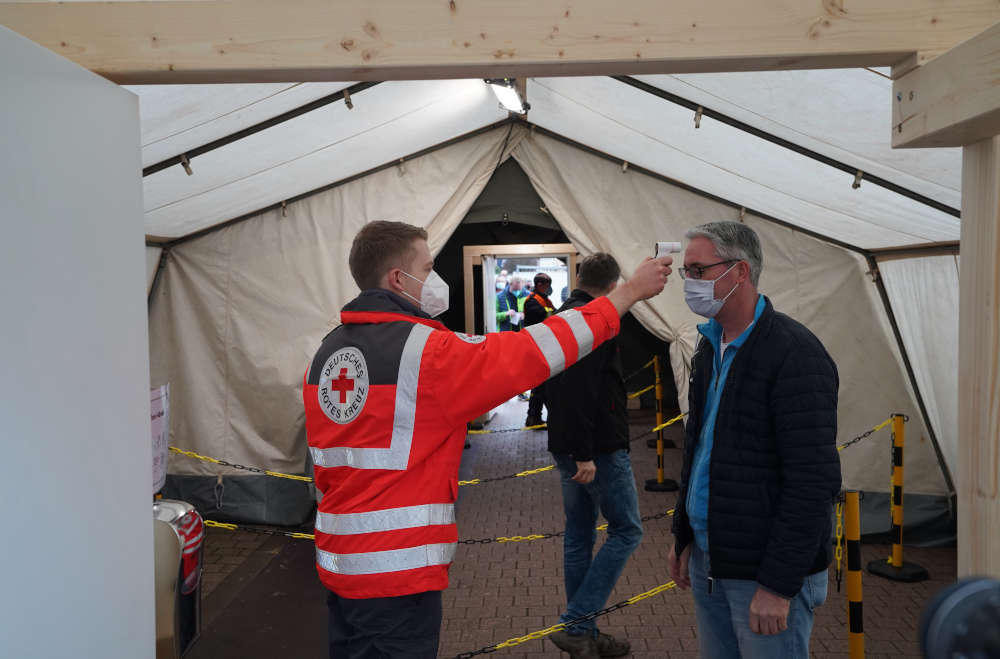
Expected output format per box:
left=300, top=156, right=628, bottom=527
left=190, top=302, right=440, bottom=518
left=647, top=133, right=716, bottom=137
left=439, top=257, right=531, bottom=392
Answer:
left=485, top=78, right=530, bottom=114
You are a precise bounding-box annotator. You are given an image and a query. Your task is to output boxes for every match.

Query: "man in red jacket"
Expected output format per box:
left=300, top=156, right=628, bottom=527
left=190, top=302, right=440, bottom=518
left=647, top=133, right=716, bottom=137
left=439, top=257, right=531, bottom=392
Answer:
left=303, top=221, right=672, bottom=658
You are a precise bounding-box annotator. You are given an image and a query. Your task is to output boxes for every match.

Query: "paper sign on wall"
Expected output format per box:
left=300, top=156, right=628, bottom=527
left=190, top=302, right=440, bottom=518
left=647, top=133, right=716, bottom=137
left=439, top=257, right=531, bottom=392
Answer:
left=151, top=384, right=170, bottom=495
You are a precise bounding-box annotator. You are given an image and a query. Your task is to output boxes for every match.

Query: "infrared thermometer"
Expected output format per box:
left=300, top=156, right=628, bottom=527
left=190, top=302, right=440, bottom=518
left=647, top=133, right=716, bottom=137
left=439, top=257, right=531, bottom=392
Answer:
left=654, top=242, right=682, bottom=258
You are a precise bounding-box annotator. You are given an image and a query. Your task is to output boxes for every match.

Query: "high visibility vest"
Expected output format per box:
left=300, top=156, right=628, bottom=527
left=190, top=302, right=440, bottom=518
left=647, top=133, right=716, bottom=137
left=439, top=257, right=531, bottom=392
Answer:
left=531, top=293, right=555, bottom=315
left=302, top=289, right=620, bottom=599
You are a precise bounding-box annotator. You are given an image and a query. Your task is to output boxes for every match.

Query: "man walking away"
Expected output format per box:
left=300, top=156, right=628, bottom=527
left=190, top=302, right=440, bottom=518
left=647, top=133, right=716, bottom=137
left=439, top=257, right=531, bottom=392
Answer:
left=545, top=253, right=641, bottom=659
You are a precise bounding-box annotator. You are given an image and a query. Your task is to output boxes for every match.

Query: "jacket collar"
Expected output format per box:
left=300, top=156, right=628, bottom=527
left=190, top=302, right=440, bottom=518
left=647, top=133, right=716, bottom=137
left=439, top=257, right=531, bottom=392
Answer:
left=696, top=294, right=771, bottom=356
left=340, top=289, right=448, bottom=330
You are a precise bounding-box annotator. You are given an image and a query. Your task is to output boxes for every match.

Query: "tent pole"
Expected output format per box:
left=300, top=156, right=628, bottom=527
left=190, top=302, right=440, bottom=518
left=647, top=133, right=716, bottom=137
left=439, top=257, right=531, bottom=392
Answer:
left=613, top=76, right=960, bottom=219
left=152, top=118, right=518, bottom=249
left=142, top=81, right=382, bottom=177
left=147, top=247, right=169, bottom=309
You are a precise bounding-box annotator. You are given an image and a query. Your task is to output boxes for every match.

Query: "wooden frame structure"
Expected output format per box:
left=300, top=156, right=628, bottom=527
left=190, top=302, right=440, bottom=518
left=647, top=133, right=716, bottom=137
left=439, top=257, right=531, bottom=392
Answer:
left=462, top=243, right=577, bottom=335
left=1, top=0, right=1000, bottom=83
left=3, top=0, right=997, bottom=577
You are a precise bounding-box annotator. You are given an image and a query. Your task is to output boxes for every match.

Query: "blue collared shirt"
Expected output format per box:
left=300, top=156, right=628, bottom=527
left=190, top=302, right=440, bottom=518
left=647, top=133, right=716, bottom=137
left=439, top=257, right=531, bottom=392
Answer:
left=686, top=294, right=766, bottom=551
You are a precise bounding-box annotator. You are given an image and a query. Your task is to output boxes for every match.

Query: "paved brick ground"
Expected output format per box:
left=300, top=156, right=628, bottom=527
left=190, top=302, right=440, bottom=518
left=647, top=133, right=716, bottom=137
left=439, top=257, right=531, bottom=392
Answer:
left=201, top=526, right=271, bottom=599
left=439, top=398, right=956, bottom=659
left=198, top=396, right=956, bottom=658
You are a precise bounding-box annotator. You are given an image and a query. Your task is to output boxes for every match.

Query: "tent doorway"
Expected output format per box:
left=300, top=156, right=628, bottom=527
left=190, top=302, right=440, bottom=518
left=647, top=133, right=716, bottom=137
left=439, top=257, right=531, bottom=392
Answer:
left=462, top=243, right=577, bottom=335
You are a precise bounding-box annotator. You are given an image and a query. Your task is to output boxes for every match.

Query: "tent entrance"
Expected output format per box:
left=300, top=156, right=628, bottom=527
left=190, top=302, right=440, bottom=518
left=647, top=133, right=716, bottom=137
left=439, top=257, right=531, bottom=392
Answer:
left=461, top=243, right=577, bottom=335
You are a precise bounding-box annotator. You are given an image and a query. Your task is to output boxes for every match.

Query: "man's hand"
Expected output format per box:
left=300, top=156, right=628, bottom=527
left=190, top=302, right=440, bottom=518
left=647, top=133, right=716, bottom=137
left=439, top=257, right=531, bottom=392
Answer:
left=748, top=587, right=790, bottom=635
left=607, top=256, right=673, bottom=316
left=667, top=542, right=691, bottom=590
left=571, top=461, right=596, bottom=484
left=507, top=309, right=518, bottom=319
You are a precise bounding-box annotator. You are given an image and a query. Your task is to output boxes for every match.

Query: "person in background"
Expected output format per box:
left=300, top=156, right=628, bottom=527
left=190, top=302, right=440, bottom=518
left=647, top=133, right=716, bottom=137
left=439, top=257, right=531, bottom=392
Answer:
left=668, top=221, right=840, bottom=659
left=303, top=220, right=674, bottom=659
left=545, top=253, right=639, bottom=659
left=523, top=272, right=555, bottom=427
left=496, top=274, right=526, bottom=332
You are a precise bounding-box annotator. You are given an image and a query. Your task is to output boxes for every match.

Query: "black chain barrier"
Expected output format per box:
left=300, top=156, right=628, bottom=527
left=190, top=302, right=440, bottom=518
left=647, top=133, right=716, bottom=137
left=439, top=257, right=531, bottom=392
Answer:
left=457, top=510, right=674, bottom=545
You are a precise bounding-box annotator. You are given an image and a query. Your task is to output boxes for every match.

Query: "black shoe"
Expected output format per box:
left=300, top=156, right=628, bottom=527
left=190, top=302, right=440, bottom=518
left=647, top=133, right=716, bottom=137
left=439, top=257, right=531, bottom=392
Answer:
left=549, top=631, right=599, bottom=659
left=595, top=632, right=631, bottom=657
left=524, top=415, right=544, bottom=428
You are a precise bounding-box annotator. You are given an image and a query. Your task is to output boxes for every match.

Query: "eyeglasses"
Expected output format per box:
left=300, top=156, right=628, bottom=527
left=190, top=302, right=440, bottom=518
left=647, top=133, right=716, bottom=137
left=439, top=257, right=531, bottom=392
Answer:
left=678, top=260, right=737, bottom=280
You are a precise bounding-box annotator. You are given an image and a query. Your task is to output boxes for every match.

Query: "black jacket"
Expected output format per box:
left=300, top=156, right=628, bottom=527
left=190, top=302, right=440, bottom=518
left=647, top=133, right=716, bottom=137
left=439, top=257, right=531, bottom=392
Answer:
left=545, top=290, right=629, bottom=461
left=523, top=292, right=553, bottom=327
left=671, top=296, right=841, bottom=598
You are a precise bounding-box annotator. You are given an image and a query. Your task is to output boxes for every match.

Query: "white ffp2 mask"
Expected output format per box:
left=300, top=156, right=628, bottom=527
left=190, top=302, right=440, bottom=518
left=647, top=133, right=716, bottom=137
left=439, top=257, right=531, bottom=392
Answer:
left=401, top=270, right=450, bottom=317
left=683, top=263, right=739, bottom=318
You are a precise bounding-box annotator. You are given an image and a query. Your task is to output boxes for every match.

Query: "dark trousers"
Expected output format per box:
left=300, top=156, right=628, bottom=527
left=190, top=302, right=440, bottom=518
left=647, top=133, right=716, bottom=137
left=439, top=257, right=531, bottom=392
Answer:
left=327, top=590, right=442, bottom=659
left=527, top=386, right=547, bottom=420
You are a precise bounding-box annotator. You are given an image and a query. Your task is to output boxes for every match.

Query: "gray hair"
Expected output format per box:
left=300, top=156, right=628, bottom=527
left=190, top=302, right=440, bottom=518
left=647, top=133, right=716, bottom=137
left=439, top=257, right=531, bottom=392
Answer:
left=685, top=221, right=763, bottom=287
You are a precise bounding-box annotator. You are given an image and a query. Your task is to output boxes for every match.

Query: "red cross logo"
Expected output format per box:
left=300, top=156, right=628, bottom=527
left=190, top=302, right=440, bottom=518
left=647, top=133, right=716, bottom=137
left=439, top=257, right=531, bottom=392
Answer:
left=329, top=367, right=355, bottom=403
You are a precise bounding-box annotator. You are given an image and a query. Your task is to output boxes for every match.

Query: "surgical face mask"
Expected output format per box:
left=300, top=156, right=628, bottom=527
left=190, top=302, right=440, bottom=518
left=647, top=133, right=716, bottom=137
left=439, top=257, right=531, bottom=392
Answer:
left=683, top=262, right=740, bottom=318
left=401, top=270, right=450, bottom=317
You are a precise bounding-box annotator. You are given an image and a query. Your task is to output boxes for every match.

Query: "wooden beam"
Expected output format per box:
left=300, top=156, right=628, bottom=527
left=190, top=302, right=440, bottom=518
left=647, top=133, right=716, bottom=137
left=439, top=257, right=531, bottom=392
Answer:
left=2, top=1, right=1000, bottom=83
left=893, top=20, right=1000, bottom=148
left=957, top=136, right=1000, bottom=578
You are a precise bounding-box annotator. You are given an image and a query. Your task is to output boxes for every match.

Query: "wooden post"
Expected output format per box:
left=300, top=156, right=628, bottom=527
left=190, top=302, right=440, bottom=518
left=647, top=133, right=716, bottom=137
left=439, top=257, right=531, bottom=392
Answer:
left=958, top=137, right=1000, bottom=578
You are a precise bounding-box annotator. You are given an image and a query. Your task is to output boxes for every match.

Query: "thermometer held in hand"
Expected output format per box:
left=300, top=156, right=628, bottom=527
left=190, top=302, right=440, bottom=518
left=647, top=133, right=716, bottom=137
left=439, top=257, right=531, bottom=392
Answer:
left=654, top=242, right=682, bottom=259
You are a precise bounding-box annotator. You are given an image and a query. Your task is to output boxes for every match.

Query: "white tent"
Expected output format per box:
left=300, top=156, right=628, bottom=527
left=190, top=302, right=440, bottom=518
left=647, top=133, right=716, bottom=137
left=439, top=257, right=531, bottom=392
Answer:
left=138, top=74, right=958, bottom=534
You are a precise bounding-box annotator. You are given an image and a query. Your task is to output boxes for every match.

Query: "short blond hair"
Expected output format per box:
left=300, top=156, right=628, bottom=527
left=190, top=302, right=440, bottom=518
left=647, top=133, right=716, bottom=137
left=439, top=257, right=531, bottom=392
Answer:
left=348, top=221, right=427, bottom=290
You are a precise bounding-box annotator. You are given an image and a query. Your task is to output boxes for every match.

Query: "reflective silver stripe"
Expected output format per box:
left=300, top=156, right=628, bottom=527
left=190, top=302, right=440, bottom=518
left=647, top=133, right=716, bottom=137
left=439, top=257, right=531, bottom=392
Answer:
left=310, top=323, right=434, bottom=470
left=316, top=542, right=456, bottom=576
left=525, top=321, right=565, bottom=377
left=316, top=503, right=455, bottom=535
left=560, top=309, right=595, bottom=362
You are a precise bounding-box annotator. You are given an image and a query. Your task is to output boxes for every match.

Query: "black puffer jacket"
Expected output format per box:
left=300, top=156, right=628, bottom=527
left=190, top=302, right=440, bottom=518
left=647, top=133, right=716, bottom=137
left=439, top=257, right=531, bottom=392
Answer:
left=672, top=296, right=841, bottom=598
left=545, top=290, right=629, bottom=461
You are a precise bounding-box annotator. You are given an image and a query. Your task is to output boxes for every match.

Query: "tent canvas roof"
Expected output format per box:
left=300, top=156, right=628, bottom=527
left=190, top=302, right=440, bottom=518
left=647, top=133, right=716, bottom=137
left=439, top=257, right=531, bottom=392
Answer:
left=132, top=72, right=961, bottom=249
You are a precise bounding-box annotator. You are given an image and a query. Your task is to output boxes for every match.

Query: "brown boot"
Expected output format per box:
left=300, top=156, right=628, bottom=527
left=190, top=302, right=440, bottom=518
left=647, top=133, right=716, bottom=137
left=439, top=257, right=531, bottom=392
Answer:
left=549, top=630, right=600, bottom=659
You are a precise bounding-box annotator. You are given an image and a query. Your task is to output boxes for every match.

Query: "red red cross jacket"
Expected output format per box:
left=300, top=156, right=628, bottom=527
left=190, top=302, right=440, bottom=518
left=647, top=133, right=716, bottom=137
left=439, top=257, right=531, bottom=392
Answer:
left=302, top=289, right=621, bottom=599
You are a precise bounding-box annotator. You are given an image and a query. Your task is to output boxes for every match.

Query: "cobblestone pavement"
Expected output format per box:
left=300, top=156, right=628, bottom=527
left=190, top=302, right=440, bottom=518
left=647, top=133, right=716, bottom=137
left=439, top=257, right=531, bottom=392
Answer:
left=197, top=397, right=956, bottom=659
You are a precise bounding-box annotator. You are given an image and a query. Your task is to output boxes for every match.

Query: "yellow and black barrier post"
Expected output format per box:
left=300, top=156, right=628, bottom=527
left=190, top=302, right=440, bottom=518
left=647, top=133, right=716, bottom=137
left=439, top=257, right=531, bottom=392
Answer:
left=645, top=354, right=676, bottom=450
left=867, top=413, right=929, bottom=582
left=845, top=490, right=865, bottom=659
left=645, top=355, right=679, bottom=492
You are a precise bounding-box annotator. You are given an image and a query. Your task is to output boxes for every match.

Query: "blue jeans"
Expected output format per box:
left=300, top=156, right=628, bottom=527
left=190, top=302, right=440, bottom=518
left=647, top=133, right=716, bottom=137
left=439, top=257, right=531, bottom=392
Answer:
left=553, top=449, right=643, bottom=635
left=688, top=543, right=827, bottom=658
